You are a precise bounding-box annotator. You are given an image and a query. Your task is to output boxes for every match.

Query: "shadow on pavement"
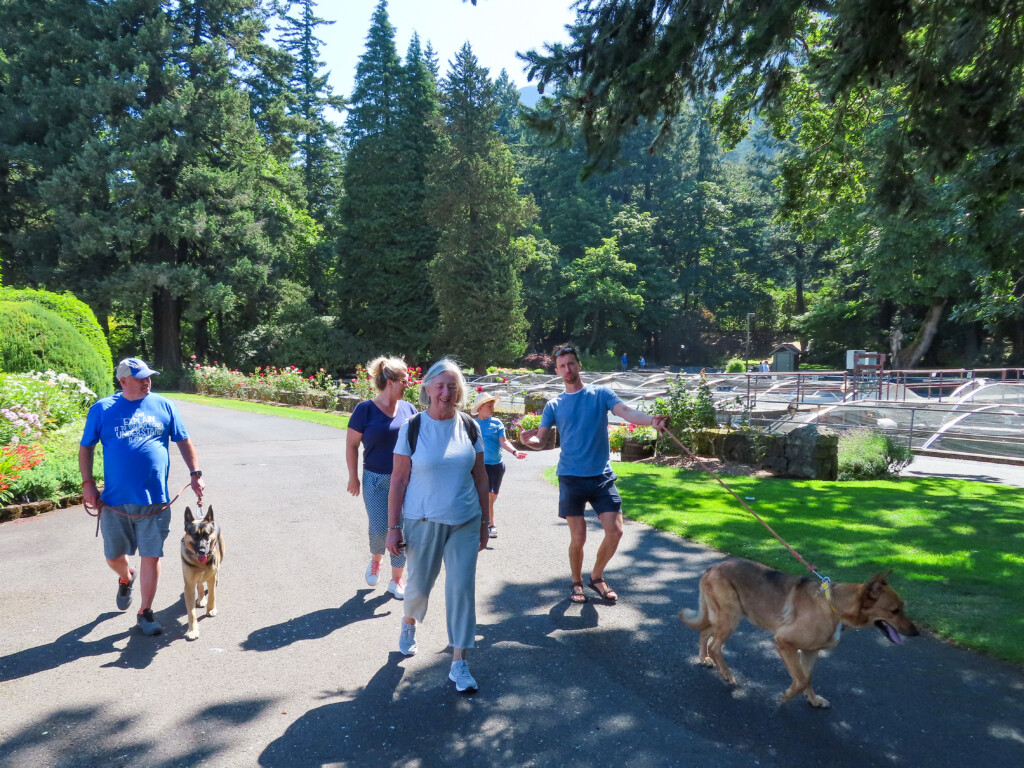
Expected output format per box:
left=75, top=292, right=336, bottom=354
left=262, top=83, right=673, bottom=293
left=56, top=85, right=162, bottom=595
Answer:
left=262, top=526, right=1024, bottom=767
left=0, top=697, right=276, bottom=767
left=241, top=588, right=394, bottom=652
left=0, top=612, right=129, bottom=682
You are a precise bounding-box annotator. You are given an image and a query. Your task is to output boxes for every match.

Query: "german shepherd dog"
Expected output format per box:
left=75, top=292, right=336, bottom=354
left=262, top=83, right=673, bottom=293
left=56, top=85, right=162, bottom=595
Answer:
left=681, top=558, right=918, bottom=708
left=181, top=506, right=225, bottom=641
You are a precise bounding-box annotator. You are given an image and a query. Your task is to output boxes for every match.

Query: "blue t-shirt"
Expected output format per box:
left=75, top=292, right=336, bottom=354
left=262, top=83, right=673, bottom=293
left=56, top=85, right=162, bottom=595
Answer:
left=80, top=392, right=190, bottom=506
left=475, top=416, right=506, bottom=465
left=349, top=399, right=418, bottom=474
left=540, top=385, right=623, bottom=477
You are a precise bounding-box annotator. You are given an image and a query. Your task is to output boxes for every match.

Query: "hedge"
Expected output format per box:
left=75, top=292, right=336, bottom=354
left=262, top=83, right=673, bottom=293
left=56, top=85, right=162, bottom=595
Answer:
left=0, top=287, right=112, bottom=375
left=0, top=301, right=112, bottom=396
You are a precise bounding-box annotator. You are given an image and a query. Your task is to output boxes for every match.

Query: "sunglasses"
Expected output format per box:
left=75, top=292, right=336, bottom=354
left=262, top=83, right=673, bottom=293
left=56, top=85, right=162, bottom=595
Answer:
left=554, top=346, right=576, bottom=358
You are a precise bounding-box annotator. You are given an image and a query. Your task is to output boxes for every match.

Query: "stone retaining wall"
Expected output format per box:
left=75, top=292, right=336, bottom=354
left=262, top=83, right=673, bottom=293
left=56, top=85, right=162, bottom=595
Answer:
left=692, top=425, right=838, bottom=480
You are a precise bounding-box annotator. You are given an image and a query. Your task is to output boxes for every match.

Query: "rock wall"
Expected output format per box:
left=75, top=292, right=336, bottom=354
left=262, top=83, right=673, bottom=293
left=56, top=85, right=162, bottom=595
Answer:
left=693, top=426, right=838, bottom=480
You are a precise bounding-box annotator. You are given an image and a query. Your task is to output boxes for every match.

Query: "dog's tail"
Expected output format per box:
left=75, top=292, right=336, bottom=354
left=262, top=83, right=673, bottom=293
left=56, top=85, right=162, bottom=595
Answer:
left=680, top=582, right=710, bottom=629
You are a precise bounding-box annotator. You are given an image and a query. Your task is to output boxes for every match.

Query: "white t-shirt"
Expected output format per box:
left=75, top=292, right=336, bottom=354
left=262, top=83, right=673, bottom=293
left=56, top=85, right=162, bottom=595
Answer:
left=394, top=412, right=484, bottom=525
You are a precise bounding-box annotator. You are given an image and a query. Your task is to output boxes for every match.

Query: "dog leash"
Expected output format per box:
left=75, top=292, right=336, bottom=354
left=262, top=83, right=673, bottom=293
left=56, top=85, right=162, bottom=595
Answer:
left=84, top=480, right=199, bottom=538
left=658, top=428, right=833, bottom=598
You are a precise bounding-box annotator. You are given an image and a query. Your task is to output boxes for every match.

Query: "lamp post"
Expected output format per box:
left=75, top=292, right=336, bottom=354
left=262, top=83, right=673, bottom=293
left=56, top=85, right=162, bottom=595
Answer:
left=746, top=312, right=755, bottom=370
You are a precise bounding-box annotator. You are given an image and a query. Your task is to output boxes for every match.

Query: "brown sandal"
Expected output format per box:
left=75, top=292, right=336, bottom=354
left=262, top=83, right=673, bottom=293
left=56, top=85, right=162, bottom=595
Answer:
left=588, top=578, right=618, bottom=602
left=570, top=581, right=588, bottom=604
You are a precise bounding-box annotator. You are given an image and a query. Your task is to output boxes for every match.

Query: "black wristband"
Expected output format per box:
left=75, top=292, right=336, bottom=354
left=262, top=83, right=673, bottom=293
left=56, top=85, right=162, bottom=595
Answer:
left=190, top=470, right=203, bottom=478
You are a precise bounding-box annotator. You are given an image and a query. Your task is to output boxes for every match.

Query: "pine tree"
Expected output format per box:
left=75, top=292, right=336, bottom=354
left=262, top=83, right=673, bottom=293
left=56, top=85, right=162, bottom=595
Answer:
left=339, top=0, right=438, bottom=359
left=426, top=43, right=534, bottom=372
left=276, top=0, right=344, bottom=224
left=0, top=0, right=309, bottom=370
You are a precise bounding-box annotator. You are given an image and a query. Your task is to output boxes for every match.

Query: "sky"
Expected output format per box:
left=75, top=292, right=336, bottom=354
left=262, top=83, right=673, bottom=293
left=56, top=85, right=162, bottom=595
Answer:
left=310, top=0, right=577, bottom=99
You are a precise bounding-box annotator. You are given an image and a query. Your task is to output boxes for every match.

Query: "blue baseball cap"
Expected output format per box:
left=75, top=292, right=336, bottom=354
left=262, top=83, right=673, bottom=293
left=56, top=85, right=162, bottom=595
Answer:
left=115, top=357, right=160, bottom=379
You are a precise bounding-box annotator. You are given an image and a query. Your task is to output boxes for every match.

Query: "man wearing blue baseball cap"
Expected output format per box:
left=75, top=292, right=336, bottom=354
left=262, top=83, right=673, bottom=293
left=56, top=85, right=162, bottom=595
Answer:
left=79, top=357, right=205, bottom=636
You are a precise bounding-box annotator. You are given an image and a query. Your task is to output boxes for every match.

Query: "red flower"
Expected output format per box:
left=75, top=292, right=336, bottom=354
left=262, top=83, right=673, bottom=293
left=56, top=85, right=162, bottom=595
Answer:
left=476, top=386, right=484, bottom=392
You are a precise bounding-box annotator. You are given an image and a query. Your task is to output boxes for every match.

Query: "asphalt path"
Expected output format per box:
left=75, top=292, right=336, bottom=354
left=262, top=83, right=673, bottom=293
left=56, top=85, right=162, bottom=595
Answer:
left=1, top=400, right=1022, bottom=768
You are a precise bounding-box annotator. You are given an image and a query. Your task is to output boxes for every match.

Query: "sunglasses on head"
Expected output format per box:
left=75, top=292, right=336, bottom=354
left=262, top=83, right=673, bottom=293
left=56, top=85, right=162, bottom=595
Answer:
left=554, top=346, right=576, bottom=358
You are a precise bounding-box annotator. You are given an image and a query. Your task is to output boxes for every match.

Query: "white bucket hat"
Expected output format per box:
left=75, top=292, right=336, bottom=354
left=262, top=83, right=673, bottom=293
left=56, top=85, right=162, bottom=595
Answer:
left=469, top=391, right=500, bottom=416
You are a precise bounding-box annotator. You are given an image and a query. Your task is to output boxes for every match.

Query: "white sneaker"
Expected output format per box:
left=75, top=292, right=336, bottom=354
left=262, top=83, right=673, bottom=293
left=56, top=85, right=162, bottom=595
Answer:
left=365, top=559, right=381, bottom=586
left=449, top=660, right=478, bottom=693
left=387, top=579, right=405, bottom=599
left=399, top=621, right=418, bottom=656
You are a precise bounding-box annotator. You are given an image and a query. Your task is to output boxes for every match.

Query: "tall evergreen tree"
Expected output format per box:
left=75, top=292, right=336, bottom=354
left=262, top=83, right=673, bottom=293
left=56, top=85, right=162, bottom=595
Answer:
left=276, top=0, right=344, bottom=223
left=426, top=43, right=534, bottom=372
left=275, top=0, right=345, bottom=312
left=339, top=0, right=438, bottom=358
left=0, top=0, right=309, bottom=370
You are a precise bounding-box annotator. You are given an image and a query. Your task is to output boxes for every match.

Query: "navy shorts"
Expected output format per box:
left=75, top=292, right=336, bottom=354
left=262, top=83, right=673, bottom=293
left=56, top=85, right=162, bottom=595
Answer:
left=557, top=472, right=622, bottom=518
left=485, top=462, right=506, bottom=494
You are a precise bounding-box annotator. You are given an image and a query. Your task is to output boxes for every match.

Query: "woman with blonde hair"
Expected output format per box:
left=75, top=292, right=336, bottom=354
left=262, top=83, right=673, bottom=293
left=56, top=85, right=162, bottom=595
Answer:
left=346, top=356, right=417, bottom=598
left=386, top=359, right=489, bottom=693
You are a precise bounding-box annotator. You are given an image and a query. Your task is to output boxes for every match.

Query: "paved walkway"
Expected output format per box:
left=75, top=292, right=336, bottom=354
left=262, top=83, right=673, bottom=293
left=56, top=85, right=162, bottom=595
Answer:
left=906, top=454, right=1024, bottom=487
left=0, top=400, right=1022, bottom=767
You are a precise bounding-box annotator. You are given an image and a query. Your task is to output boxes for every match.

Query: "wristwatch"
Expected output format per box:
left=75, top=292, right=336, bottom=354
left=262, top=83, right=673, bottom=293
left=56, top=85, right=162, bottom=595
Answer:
left=190, top=470, right=203, bottom=478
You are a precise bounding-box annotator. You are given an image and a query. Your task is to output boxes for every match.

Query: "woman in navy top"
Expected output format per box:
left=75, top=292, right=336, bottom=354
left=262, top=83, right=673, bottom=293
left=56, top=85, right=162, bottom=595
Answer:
left=346, top=356, right=417, bottom=598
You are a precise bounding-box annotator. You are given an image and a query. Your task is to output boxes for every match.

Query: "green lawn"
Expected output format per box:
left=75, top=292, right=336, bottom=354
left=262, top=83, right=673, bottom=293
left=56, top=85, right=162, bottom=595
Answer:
left=169, top=393, right=350, bottom=430
left=545, top=462, right=1024, bottom=665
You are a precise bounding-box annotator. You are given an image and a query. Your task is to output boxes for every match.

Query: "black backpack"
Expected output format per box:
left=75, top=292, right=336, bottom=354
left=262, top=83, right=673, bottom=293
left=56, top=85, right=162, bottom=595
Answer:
left=407, top=411, right=479, bottom=455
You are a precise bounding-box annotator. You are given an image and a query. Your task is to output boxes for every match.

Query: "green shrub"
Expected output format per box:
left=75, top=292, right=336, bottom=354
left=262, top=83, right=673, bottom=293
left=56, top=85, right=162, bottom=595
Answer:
left=0, top=301, right=112, bottom=396
left=237, top=316, right=371, bottom=376
left=0, top=288, right=112, bottom=376
left=838, top=428, right=913, bottom=480
left=7, top=423, right=94, bottom=503
left=648, top=374, right=717, bottom=451
left=725, top=358, right=746, bottom=373
left=579, top=350, right=622, bottom=372
left=513, top=412, right=541, bottom=440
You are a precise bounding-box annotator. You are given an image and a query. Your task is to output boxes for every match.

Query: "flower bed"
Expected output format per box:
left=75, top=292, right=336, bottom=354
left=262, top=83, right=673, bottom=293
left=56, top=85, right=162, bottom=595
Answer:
left=187, top=360, right=424, bottom=410
left=0, top=371, right=98, bottom=513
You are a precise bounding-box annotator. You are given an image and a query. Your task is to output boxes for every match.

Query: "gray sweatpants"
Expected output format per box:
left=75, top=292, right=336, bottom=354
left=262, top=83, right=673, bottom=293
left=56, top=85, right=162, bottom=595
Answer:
left=402, top=515, right=480, bottom=650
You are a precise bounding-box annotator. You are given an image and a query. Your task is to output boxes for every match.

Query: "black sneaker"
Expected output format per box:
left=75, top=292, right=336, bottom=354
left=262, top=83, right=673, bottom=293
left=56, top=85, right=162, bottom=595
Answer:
left=137, top=609, right=162, bottom=636
left=116, top=568, right=137, bottom=611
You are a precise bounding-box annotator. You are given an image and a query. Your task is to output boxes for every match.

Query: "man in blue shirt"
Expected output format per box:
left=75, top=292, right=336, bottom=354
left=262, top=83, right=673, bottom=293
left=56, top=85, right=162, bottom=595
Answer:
left=79, top=357, right=205, bottom=636
left=521, top=346, right=668, bottom=604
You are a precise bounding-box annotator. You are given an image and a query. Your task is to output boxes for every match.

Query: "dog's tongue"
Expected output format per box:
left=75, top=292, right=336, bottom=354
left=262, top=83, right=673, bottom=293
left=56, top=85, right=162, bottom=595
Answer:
left=883, top=622, right=903, bottom=644
left=197, top=554, right=208, bottom=564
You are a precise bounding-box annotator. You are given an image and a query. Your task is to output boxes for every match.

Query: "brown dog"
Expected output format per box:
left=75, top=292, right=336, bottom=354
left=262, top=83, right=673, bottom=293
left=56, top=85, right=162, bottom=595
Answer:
left=680, top=557, right=918, bottom=707
left=181, top=506, right=225, bottom=641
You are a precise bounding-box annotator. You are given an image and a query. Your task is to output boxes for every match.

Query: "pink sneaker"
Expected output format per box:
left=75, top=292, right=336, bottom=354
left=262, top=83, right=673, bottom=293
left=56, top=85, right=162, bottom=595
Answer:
left=365, top=559, right=381, bottom=586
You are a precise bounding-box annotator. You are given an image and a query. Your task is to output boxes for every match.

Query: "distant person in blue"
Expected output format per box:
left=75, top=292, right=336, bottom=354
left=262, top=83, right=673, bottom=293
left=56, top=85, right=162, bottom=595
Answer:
left=79, top=357, right=205, bottom=636
left=470, top=392, right=526, bottom=540
left=346, top=356, right=417, bottom=599
left=639, top=355, right=646, bottom=369
left=620, top=352, right=628, bottom=371
left=521, top=346, right=669, bottom=604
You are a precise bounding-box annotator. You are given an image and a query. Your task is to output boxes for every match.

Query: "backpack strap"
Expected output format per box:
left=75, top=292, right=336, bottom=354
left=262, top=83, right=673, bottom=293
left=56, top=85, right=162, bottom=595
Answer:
left=407, top=412, right=422, bottom=455
left=459, top=410, right=480, bottom=446
left=407, top=411, right=479, bottom=456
